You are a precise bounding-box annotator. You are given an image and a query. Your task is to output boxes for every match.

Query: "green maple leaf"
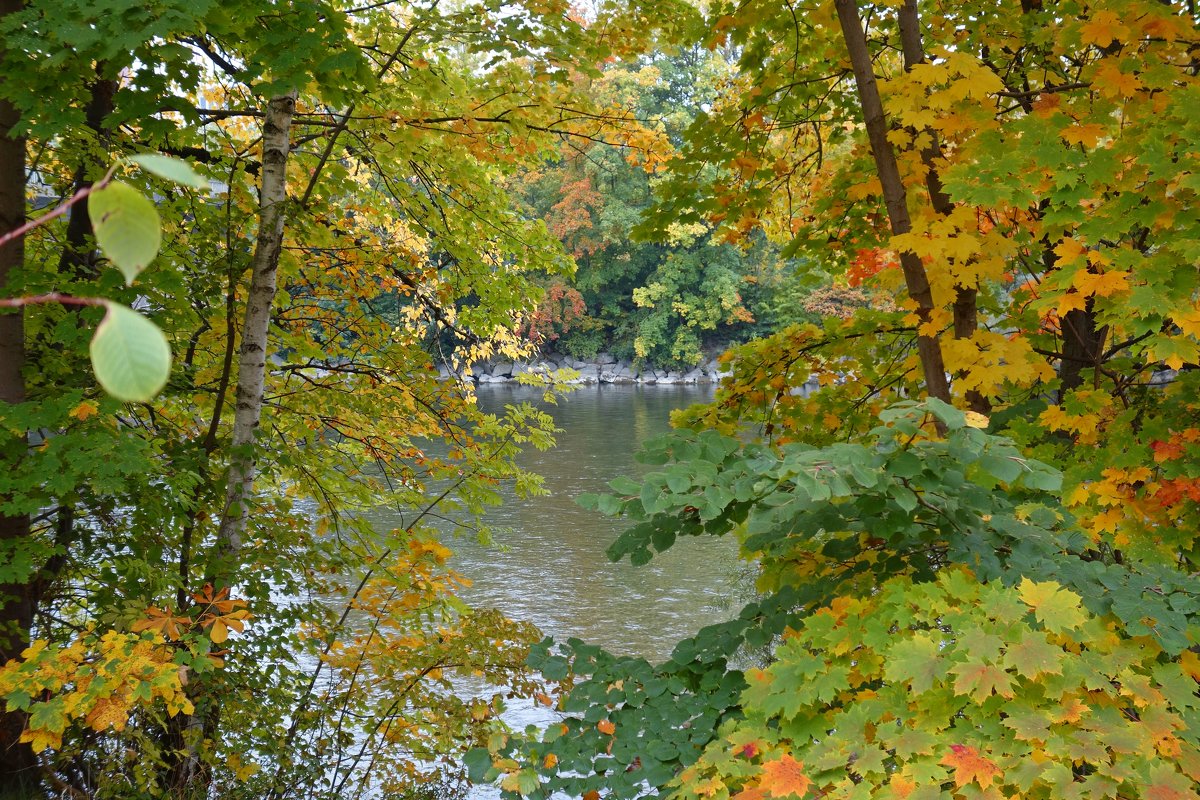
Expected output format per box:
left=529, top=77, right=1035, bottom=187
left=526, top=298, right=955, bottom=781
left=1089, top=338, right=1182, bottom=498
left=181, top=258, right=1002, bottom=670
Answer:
left=950, top=660, right=1015, bottom=703
left=884, top=633, right=947, bottom=694
left=1001, top=709, right=1052, bottom=741
left=1003, top=631, right=1064, bottom=678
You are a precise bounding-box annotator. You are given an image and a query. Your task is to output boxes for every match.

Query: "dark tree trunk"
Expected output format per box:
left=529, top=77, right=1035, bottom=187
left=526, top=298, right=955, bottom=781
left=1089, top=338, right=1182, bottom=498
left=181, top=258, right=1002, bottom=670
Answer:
left=0, top=0, right=38, bottom=789
left=834, top=0, right=952, bottom=404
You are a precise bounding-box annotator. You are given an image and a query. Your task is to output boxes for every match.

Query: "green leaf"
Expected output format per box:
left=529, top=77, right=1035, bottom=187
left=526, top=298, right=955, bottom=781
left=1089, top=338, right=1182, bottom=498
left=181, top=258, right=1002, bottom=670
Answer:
left=127, top=154, right=209, bottom=189
left=89, top=303, right=172, bottom=402
left=465, top=747, right=493, bottom=783
left=88, top=181, right=162, bottom=284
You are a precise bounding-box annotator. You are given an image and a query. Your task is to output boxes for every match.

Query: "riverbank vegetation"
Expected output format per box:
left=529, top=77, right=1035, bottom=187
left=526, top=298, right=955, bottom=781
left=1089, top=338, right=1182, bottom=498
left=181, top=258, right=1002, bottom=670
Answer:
left=0, top=0, right=1198, bottom=799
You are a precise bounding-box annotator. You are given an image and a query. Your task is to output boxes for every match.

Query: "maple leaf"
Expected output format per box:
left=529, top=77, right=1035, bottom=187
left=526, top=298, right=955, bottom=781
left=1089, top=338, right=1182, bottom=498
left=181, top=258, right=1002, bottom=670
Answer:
left=1003, top=631, right=1064, bottom=678
left=1060, top=123, right=1107, bottom=148
left=68, top=400, right=100, bottom=421
left=941, top=744, right=1002, bottom=789
left=1145, top=764, right=1197, bottom=800
left=884, top=633, right=947, bottom=694
left=1095, top=60, right=1142, bottom=99
left=950, top=660, right=1015, bottom=702
left=1072, top=268, right=1130, bottom=298
left=1080, top=11, right=1130, bottom=47
left=1017, top=579, right=1087, bottom=632
left=759, top=753, right=812, bottom=798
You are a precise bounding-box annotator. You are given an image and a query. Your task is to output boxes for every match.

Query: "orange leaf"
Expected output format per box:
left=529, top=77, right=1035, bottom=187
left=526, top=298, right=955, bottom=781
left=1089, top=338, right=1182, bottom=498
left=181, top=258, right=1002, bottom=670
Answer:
left=69, top=400, right=100, bottom=421
left=597, top=719, right=616, bottom=735
left=760, top=753, right=812, bottom=798
left=941, top=744, right=1002, bottom=789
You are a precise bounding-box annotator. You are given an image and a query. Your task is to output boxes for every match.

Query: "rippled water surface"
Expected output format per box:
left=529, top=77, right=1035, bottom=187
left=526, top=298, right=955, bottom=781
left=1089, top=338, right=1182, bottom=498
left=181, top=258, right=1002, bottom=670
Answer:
left=449, top=384, right=740, bottom=662
left=354, top=384, right=741, bottom=796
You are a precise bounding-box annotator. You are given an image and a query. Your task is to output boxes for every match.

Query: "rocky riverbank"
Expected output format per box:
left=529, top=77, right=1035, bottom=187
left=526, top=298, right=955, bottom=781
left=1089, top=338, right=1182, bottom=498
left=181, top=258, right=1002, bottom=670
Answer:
left=460, top=352, right=729, bottom=385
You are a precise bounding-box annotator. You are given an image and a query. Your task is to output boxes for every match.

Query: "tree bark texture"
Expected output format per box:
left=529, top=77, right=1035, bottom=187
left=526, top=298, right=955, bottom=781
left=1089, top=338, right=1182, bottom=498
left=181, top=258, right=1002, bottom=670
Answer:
left=897, top=0, right=990, bottom=413
left=166, top=91, right=296, bottom=795
left=0, top=0, right=38, bottom=787
left=834, top=0, right=952, bottom=404
left=215, top=91, right=296, bottom=561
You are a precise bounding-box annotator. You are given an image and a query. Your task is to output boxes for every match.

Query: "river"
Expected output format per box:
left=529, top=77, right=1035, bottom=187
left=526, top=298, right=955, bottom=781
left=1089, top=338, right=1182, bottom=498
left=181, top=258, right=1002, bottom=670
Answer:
left=449, top=384, right=740, bottom=662
left=341, top=384, right=741, bottom=798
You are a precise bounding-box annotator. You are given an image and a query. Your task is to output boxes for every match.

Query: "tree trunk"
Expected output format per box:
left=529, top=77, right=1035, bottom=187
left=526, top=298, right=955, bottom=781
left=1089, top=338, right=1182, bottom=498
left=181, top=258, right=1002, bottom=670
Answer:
left=0, top=0, right=38, bottom=788
left=167, top=91, right=296, bottom=796
left=56, top=72, right=117, bottom=282
left=834, top=0, right=951, bottom=404
left=214, top=91, right=296, bottom=562
left=896, top=0, right=990, bottom=414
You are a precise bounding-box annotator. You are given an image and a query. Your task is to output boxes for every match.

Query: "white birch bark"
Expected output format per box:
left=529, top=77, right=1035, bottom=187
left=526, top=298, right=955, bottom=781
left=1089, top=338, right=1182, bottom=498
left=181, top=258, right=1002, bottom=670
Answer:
left=215, top=90, right=296, bottom=559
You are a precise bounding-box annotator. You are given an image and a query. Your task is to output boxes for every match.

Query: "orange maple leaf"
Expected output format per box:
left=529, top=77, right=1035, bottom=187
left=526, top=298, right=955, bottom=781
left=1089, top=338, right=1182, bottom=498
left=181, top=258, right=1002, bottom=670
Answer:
left=760, top=754, right=812, bottom=798
left=941, top=744, right=1002, bottom=789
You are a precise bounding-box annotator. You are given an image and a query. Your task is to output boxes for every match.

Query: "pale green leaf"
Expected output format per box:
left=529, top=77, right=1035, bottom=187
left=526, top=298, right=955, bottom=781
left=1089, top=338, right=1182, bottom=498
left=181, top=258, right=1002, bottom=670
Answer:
left=127, top=154, right=209, bottom=189
left=88, top=182, right=161, bottom=284
left=89, top=303, right=171, bottom=402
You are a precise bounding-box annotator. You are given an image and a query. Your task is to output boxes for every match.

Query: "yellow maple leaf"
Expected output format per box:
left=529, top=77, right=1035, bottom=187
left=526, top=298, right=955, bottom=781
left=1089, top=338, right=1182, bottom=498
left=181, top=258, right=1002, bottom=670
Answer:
left=963, top=411, right=989, bottom=429
left=1061, top=123, right=1107, bottom=148
left=941, top=744, right=1002, bottom=789
left=1080, top=10, right=1129, bottom=47
left=1094, top=60, right=1142, bottom=99
left=1172, top=306, right=1200, bottom=338
left=1053, top=238, right=1087, bottom=266
left=20, top=727, right=62, bottom=753
left=1017, top=578, right=1087, bottom=632
left=1072, top=268, right=1130, bottom=297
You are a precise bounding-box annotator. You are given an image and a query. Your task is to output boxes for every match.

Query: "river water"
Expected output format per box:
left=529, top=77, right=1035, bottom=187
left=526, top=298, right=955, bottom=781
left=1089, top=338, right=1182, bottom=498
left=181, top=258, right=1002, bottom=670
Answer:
left=343, top=385, right=740, bottom=797
left=448, top=384, right=739, bottom=662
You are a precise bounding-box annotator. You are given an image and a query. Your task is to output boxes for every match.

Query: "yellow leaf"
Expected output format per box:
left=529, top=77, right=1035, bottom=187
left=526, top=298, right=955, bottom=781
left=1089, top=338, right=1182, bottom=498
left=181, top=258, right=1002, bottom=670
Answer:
left=209, top=619, right=228, bottom=644
left=1094, top=60, right=1141, bottom=98
left=760, top=753, right=812, bottom=798
left=1060, top=123, right=1106, bottom=148
left=1072, top=268, right=1130, bottom=298
left=1056, top=291, right=1088, bottom=316
left=19, top=727, right=62, bottom=753
left=1053, top=238, right=1087, bottom=266
left=963, top=411, right=989, bottom=429
left=1080, top=10, right=1129, bottom=47
left=1017, top=579, right=1087, bottom=632
left=941, top=744, right=1002, bottom=789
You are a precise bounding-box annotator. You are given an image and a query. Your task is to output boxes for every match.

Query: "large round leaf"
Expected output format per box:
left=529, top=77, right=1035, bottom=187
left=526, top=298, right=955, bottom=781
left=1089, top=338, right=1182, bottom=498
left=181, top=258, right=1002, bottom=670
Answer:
left=88, top=181, right=161, bottom=285
left=89, top=303, right=172, bottom=402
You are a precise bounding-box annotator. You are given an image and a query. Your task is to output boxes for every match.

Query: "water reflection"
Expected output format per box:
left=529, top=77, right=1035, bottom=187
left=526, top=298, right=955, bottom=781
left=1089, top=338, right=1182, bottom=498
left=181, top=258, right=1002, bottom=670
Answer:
left=453, top=385, right=739, bottom=662
left=354, top=385, right=741, bottom=797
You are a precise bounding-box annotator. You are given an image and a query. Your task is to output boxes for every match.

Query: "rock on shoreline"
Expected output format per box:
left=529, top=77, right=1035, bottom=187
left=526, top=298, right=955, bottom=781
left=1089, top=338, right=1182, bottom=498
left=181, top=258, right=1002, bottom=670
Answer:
left=456, top=352, right=730, bottom=385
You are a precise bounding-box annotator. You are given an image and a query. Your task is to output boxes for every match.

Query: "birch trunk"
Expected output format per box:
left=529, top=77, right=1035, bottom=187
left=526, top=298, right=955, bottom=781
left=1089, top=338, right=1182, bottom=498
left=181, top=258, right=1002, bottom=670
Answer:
left=166, top=92, right=295, bottom=794
left=215, top=91, right=296, bottom=561
left=833, top=0, right=952, bottom=404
